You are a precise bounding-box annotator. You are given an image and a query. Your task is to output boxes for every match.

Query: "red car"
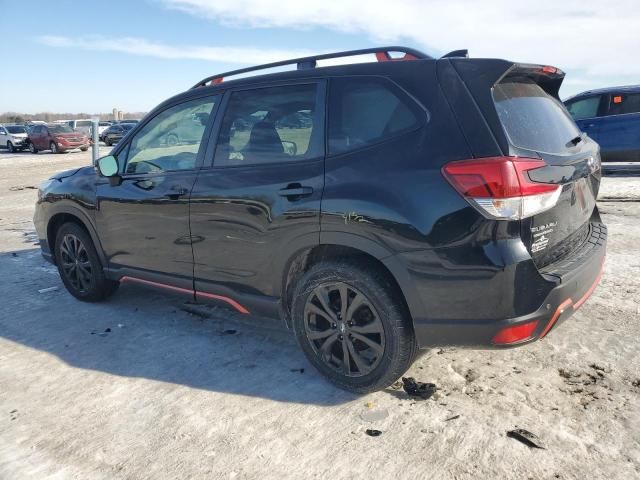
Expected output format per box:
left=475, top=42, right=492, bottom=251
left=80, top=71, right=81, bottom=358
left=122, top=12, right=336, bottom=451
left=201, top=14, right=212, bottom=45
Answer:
left=28, top=124, right=90, bottom=154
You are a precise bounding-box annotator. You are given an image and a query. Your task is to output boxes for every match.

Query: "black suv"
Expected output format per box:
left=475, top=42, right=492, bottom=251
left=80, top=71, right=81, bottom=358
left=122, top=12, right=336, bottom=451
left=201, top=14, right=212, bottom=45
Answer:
left=34, top=47, right=606, bottom=392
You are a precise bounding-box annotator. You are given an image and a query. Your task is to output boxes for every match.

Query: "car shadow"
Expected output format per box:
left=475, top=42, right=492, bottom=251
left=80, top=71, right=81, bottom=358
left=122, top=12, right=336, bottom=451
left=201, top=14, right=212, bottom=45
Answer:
left=0, top=248, right=357, bottom=406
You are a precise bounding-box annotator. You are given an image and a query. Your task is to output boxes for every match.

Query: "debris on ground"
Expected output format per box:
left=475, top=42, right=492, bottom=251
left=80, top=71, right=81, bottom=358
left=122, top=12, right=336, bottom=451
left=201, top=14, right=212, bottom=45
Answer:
left=506, top=429, right=545, bottom=449
left=402, top=377, right=437, bottom=399
left=365, top=429, right=382, bottom=437
left=360, top=408, right=389, bottom=423
left=290, top=368, right=304, bottom=374
left=117, top=324, right=125, bottom=328
left=37, top=286, right=58, bottom=293
left=222, top=329, right=237, bottom=335
left=444, top=414, right=460, bottom=422
left=389, top=381, right=403, bottom=390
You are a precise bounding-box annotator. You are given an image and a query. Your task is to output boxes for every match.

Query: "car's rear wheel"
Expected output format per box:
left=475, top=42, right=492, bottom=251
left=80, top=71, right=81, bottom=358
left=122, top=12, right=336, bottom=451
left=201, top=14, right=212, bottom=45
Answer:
left=54, top=222, right=119, bottom=302
left=28, top=142, right=38, bottom=153
left=50, top=141, right=58, bottom=154
left=7, top=141, right=15, bottom=153
left=80, top=146, right=88, bottom=151
left=291, top=260, right=416, bottom=393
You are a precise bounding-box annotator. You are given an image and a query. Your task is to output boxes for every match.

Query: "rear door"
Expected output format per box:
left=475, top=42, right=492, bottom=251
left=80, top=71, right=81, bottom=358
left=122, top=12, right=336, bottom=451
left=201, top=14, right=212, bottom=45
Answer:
left=596, top=92, right=640, bottom=162
left=190, top=81, right=326, bottom=301
left=96, top=93, right=220, bottom=285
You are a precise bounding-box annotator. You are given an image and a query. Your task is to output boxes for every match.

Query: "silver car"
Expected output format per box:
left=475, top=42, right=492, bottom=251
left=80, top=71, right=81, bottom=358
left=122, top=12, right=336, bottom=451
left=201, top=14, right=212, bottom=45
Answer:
left=0, top=124, right=29, bottom=152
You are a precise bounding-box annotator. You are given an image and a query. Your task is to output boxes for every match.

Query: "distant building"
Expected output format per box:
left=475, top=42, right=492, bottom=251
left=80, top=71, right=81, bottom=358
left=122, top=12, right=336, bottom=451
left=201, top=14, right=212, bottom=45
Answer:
left=112, top=108, right=118, bottom=121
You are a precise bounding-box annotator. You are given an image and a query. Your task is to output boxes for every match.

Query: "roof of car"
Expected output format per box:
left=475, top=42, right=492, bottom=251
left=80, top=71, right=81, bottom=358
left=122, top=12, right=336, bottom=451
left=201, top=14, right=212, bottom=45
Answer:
left=565, top=84, right=640, bottom=102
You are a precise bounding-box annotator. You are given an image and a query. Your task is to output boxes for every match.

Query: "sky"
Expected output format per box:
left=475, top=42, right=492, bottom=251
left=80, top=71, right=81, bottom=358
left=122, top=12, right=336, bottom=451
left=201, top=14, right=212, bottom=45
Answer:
left=1, top=0, right=639, bottom=114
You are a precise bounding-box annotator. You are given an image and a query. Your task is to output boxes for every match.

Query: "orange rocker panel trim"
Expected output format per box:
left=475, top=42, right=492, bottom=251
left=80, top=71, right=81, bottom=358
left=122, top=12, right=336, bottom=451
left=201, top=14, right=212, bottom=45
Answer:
left=120, top=276, right=250, bottom=314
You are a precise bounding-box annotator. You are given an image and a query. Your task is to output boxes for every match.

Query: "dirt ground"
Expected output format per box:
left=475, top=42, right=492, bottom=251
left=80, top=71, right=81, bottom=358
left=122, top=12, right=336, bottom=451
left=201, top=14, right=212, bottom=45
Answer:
left=0, top=149, right=638, bottom=480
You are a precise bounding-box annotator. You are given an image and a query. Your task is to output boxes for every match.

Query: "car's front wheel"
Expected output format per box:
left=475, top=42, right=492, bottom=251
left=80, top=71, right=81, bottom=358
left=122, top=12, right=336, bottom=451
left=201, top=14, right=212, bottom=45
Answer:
left=7, top=141, right=15, bottom=153
left=54, top=222, right=119, bottom=302
left=28, top=142, right=38, bottom=153
left=291, top=260, right=416, bottom=393
left=50, top=141, right=58, bottom=154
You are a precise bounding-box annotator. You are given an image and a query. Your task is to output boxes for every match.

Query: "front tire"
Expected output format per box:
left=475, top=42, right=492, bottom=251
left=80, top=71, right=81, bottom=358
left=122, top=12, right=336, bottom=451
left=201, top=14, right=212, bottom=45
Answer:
left=80, top=146, right=88, bottom=151
left=28, top=142, right=38, bottom=153
left=50, top=141, right=58, bottom=154
left=54, top=223, right=118, bottom=302
left=7, top=141, right=15, bottom=153
left=291, top=260, right=416, bottom=393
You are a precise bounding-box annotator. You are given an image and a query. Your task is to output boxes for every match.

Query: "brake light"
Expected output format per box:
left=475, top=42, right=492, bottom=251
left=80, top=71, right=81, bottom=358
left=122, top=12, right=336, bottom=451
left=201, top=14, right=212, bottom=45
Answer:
left=442, top=157, right=562, bottom=220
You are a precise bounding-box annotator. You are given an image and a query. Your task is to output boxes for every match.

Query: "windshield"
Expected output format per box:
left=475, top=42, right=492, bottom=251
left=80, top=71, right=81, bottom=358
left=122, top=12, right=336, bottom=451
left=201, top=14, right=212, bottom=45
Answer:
left=493, top=79, right=581, bottom=154
left=6, top=126, right=26, bottom=134
left=48, top=124, right=75, bottom=134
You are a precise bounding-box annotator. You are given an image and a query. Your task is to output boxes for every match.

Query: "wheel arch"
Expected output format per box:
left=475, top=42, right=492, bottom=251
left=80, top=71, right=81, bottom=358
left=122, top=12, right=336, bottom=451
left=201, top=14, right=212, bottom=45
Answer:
left=46, top=206, right=106, bottom=266
left=281, top=233, right=426, bottom=329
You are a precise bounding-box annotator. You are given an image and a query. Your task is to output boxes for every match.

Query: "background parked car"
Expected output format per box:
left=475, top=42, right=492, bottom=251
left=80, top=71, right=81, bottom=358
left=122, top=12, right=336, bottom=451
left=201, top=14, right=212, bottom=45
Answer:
left=27, top=124, right=89, bottom=153
left=0, top=124, right=29, bottom=152
left=101, top=123, right=135, bottom=146
left=565, top=85, right=640, bottom=162
left=98, top=121, right=112, bottom=137
left=66, top=119, right=94, bottom=137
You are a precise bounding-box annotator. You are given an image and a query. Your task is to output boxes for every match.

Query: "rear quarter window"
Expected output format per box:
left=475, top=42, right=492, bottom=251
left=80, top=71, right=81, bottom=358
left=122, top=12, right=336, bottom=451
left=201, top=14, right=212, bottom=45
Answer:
left=328, top=77, right=423, bottom=155
left=493, top=79, right=581, bottom=154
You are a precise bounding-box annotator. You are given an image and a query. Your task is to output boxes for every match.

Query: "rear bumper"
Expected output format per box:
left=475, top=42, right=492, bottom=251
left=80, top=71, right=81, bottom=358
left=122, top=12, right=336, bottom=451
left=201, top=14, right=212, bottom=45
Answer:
left=412, top=222, right=607, bottom=348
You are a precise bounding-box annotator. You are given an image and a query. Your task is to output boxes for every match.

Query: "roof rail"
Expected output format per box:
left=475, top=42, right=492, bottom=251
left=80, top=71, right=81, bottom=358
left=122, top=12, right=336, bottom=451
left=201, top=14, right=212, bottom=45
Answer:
left=441, top=49, right=469, bottom=59
left=191, top=46, right=431, bottom=89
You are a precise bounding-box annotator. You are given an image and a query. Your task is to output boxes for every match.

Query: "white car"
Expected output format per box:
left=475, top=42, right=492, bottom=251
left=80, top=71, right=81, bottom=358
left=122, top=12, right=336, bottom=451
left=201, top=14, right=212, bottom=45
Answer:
left=0, top=124, right=29, bottom=152
left=66, top=119, right=94, bottom=137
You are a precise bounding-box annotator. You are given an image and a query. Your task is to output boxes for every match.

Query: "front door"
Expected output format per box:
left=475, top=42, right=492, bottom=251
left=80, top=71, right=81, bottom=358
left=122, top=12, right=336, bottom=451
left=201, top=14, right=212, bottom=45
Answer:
left=190, top=82, right=326, bottom=306
left=96, top=93, right=220, bottom=287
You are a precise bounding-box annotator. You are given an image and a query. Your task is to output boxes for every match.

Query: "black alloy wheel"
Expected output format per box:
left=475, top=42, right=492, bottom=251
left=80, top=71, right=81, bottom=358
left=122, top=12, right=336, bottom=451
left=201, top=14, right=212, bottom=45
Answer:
left=59, top=233, right=93, bottom=293
left=304, top=282, right=385, bottom=377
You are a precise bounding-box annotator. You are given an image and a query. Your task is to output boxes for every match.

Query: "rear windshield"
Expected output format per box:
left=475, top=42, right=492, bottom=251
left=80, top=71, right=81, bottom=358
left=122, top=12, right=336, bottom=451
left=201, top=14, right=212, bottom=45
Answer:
left=493, top=79, right=581, bottom=154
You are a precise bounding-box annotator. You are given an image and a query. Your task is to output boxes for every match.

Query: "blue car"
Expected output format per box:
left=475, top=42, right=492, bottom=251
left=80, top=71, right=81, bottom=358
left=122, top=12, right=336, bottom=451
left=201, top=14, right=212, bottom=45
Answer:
left=565, top=85, right=640, bottom=162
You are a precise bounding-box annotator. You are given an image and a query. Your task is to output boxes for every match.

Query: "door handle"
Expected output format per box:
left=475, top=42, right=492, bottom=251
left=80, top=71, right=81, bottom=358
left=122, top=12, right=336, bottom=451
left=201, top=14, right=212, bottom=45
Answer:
left=164, top=187, right=189, bottom=200
left=278, top=184, right=313, bottom=199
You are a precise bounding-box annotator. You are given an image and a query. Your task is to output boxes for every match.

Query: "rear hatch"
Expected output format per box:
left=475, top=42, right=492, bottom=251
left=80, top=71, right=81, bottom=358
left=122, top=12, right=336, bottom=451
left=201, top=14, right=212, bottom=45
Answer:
left=492, top=66, right=601, bottom=267
left=447, top=60, right=601, bottom=269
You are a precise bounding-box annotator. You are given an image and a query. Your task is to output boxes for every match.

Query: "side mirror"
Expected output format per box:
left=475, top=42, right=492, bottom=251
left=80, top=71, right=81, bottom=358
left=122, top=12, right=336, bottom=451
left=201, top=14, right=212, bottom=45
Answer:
left=97, top=155, right=122, bottom=186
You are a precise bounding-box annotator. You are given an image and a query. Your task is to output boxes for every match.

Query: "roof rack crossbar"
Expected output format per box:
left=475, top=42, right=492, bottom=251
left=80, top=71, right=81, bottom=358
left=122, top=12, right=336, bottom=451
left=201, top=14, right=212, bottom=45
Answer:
left=191, top=46, right=431, bottom=89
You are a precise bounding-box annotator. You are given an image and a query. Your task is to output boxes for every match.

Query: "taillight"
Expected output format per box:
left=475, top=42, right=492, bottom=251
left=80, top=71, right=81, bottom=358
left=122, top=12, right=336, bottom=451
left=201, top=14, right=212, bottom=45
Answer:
left=442, top=157, right=562, bottom=220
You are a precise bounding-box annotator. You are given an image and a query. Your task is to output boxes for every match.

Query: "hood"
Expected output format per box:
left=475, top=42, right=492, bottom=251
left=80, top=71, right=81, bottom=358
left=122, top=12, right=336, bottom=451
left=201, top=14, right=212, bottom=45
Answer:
left=10, top=132, right=28, bottom=138
left=55, top=132, right=86, bottom=139
left=50, top=167, right=84, bottom=180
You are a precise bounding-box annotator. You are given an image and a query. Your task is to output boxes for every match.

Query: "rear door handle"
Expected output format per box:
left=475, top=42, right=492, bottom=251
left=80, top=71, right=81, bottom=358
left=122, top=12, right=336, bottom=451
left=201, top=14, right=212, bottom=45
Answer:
left=278, top=185, right=313, bottom=199
left=165, top=187, right=189, bottom=200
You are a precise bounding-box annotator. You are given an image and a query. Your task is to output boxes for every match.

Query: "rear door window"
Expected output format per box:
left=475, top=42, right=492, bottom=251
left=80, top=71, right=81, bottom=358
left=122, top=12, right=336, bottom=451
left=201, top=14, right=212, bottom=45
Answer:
left=565, top=96, right=601, bottom=120
left=328, top=77, right=423, bottom=155
left=493, top=79, right=581, bottom=154
left=213, top=83, right=323, bottom=167
left=606, top=93, right=640, bottom=116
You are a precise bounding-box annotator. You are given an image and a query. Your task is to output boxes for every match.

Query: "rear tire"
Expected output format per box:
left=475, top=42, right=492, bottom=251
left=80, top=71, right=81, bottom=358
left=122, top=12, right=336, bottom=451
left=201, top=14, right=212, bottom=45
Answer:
left=50, top=141, right=58, bottom=154
left=54, top=222, right=119, bottom=302
left=7, top=141, right=15, bottom=153
left=291, top=260, right=416, bottom=393
left=80, top=147, right=88, bottom=151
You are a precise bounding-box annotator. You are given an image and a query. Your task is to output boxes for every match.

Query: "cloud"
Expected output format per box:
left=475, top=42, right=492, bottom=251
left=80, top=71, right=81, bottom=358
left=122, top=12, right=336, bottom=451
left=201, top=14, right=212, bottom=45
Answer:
left=37, top=35, right=314, bottom=65
left=160, top=0, right=640, bottom=93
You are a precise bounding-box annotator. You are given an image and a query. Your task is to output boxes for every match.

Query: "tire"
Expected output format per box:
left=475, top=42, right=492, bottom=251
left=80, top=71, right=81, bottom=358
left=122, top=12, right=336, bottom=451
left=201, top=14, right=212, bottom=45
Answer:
left=105, top=138, right=112, bottom=146
left=54, top=222, right=119, bottom=302
left=291, top=260, right=417, bottom=393
left=80, top=147, right=88, bottom=151
left=50, top=141, right=58, bottom=154
left=7, top=141, right=15, bottom=153
left=28, top=142, right=38, bottom=153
